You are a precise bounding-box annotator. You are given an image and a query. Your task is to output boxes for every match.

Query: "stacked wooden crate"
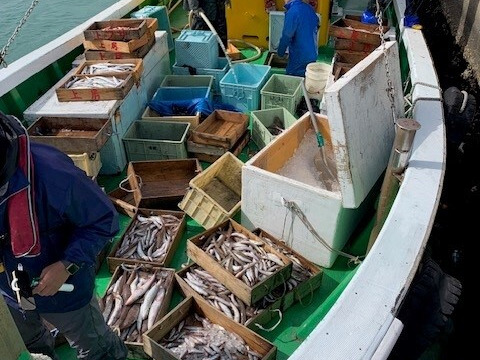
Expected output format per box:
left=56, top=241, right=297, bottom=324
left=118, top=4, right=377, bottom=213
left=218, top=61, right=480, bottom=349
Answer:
left=328, top=15, right=389, bottom=80
left=186, top=110, right=249, bottom=162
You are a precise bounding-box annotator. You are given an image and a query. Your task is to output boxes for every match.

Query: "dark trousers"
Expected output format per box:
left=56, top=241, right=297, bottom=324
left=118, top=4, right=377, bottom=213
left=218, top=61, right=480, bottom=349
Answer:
left=191, top=0, right=228, bottom=48
left=8, top=297, right=127, bottom=360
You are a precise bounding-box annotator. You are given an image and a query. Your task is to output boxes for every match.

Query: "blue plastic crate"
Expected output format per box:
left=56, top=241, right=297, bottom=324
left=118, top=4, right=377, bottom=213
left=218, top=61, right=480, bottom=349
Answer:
left=172, top=58, right=229, bottom=95
left=131, top=5, right=174, bottom=51
left=175, top=30, right=218, bottom=69
left=160, top=75, right=214, bottom=100
left=219, top=64, right=271, bottom=112
left=151, top=86, right=211, bottom=102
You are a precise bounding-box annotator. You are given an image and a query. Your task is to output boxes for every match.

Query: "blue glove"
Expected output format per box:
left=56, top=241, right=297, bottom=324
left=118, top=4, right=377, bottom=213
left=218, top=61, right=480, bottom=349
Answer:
left=361, top=10, right=378, bottom=25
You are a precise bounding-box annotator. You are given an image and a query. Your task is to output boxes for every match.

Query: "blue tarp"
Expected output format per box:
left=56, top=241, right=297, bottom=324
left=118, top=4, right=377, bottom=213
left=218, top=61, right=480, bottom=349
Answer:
left=148, top=97, right=240, bottom=118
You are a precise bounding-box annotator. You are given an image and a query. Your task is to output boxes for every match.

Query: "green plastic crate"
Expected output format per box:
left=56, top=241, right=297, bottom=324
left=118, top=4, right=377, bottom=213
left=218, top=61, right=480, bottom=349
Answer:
left=123, top=120, right=190, bottom=161
left=260, top=74, right=303, bottom=115
left=251, top=107, right=297, bottom=149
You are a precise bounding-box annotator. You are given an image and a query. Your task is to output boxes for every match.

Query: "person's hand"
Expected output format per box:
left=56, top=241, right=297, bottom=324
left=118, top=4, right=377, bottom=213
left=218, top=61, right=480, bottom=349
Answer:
left=32, top=261, right=70, bottom=296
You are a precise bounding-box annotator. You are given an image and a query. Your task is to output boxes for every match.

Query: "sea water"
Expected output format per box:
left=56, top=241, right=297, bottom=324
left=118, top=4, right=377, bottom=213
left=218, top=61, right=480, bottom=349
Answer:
left=0, top=0, right=118, bottom=64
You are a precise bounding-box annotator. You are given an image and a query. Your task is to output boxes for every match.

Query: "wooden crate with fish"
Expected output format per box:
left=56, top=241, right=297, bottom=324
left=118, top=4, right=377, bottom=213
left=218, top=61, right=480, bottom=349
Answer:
left=74, top=59, right=144, bottom=83
left=127, top=159, right=202, bottom=208
left=83, top=19, right=148, bottom=41
left=55, top=72, right=134, bottom=102
left=191, top=110, right=249, bottom=149
left=143, top=296, right=277, bottom=360
left=179, top=152, right=243, bottom=229
left=186, top=219, right=293, bottom=306
left=83, top=29, right=151, bottom=54
left=107, top=209, right=186, bottom=272
left=99, top=265, right=175, bottom=350
left=328, top=17, right=389, bottom=47
left=175, top=263, right=285, bottom=330
left=27, top=117, right=112, bottom=154
left=187, top=130, right=250, bottom=163
left=252, top=229, right=324, bottom=311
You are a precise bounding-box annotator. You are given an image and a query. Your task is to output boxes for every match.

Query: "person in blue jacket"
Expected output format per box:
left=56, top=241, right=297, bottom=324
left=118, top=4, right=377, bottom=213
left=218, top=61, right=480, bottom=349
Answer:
left=0, top=112, right=126, bottom=359
left=277, top=0, right=319, bottom=77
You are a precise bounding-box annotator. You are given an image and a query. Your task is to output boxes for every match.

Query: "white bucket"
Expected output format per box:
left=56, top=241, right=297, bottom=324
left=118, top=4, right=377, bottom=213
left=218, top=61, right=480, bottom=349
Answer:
left=305, top=62, right=331, bottom=100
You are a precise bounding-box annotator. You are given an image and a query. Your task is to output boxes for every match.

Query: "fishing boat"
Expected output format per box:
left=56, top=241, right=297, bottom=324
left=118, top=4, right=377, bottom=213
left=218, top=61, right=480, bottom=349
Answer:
left=0, top=0, right=445, bottom=359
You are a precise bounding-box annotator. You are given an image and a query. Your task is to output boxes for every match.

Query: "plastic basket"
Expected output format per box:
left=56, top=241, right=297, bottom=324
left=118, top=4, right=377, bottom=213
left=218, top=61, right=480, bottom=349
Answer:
left=160, top=75, right=214, bottom=100
left=260, top=74, right=303, bottom=115
left=219, top=64, right=271, bottom=112
left=172, top=58, right=229, bottom=95
left=122, top=120, right=190, bottom=161
left=151, top=86, right=211, bottom=102
left=179, top=152, right=243, bottom=229
left=130, top=5, right=174, bottom=51
left=251, top=107, right=298, bottom=149
left=175, top=30, right=218, bottom=69
left=68, top=152, right=102, bottom=177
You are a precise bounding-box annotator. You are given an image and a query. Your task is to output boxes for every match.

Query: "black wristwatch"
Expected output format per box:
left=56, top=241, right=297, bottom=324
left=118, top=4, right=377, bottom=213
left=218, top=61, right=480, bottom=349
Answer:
left=61, top=260, right=80, bottom=275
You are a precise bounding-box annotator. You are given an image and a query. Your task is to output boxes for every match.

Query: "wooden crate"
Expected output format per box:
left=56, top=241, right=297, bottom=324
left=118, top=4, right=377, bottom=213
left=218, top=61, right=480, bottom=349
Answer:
left=336, top=49, right=370, bottom=65
left=107, top=209, right=186, bottom=272
left=191, top=110, right=248, bottom=149
left=186, top=219, right=293, bottom=305
left=329, top=18, right=389, bottom=46
left=83, top=19, right=148, bottom=41
left=175, top=263, right=284, bottom=329
left=142, top=296, right=277, bottom=360
left=127, top=159, right=202, bottom=207
left=178, top=152, right=243, bottom=229
left=101, top=265, right=175, bottom=350
left=83, top=30, right=150, bottom=53
left=84, top=32, right=155, bottom=60
left=27, top=117, right=111, bottom=153
left=141, top=106, right=201, bottom=131
left=252, top=229, right=324, bottom=311
left=334, top=38, right=376, bottom=53
left=55, top=72, right=134, bottom=102
left=187, top=130, right=250, bottom=163
left=74, top=59, right=144, bottom=83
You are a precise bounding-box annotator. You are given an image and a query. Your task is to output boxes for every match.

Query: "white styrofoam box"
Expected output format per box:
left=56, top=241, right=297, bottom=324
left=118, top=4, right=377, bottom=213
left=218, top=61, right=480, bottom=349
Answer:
left=99, top=133, right=127, bottom=175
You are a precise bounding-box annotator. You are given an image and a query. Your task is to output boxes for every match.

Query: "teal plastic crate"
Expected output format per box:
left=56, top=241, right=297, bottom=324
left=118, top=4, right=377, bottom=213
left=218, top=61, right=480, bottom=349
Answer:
left=172, top=58, right=229, bottom=95
left=260, top=74, right=303, bottom=115
left=160, top=75, right=214, bottom=100
left=99, top=133, right=127, bottom=175
left=131, top=5, right=174, bottom=51
left=219, top=64, right=271, bottom=112
left=151, top=86, right=211, bottom=102
left=123, top=120, right=190, bottom=161
left=175, top=30, right=218, bottom=69
left=250, top=107, right=297, bottom=149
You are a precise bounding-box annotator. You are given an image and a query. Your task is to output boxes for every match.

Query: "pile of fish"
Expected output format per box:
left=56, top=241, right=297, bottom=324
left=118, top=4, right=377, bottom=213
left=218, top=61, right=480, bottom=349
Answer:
left=258, top=234, right=315, bottom=288
left=65, top=76, right=124, bottom=89
left=200, top=224, right=286, bottom=287
left=161, top=313, right=263, bottom=360
left=266, top=116, right=285, bottom=136
left=181, top=265, right=265, bottom=325
left=115, top=214, right=181, bottom=264
left=80, top=63, right=136, bottom=75
left=99, top=268, right=172, bottom=343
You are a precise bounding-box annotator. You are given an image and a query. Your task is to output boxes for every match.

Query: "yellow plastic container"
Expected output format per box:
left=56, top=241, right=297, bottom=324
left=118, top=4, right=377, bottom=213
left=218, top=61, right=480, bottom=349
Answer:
left=225, top=0, right=329, bottom=48
left=68, top=152, right=102, bottom=177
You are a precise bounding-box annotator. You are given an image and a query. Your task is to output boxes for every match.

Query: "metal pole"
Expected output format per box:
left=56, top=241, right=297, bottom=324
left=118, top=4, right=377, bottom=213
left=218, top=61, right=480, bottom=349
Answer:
left=367, top=118, right=421, bottom=253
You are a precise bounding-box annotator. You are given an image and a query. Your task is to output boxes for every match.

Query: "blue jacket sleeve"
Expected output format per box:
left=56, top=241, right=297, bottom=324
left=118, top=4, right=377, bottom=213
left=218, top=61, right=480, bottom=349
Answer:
left=278, top=11, right=298, bottom=57
left=61, top=176, right=119, bottom=266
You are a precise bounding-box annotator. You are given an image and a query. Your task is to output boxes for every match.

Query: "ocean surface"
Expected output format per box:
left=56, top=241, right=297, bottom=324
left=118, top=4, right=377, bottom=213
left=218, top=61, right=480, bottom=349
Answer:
left=0, top=0, right=119, bottom=65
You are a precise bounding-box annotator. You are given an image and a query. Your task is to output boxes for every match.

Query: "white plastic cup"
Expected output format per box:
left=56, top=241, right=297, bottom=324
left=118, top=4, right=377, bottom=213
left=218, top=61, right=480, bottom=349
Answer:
left=305, top=62, right=331, bottom=100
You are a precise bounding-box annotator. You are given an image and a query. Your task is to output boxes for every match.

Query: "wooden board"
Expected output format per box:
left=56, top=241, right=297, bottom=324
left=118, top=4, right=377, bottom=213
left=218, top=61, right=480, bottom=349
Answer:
left=83, top=19, right=148, bottom=41
left=335, top=49, right=370, bottom=65
left=141, top=106, right=201, bottom=130
left=127, top=159, right=202, bottom=207
left=186, top=219, right=292, bottom=306
left=334, top=38, right=377, bottom=53
left=83, top=30, right=150, bottom=53
left=329, top=18, right=389, bottom=46
left=27, top=117, right=111, bottom=153
left=101, top=265, right=175, bottom=350
left=107, top=209, right=186, bottom=272
left=187, top=130, right=250, bottom=163
left=55, top=72, right=134, bottom=102
left=142, top=296, right=277, bottom=360
left=84, top=34, right=155, bottom=60
left=75, top=58, right=144, bottom=83
left=191, top=110, right=249, bottom=149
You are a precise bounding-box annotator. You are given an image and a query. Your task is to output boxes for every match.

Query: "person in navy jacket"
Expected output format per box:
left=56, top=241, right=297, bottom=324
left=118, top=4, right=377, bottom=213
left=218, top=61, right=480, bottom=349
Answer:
left=278, top=0, right=319, bottom=77
left=0, top=112, right=126, bottom=359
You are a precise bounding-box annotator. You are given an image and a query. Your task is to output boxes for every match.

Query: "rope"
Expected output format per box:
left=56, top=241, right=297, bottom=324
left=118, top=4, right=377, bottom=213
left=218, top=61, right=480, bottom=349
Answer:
left=0, top=0, right=40, bottom=68
left=460, top=90, right=469, bottom=113
left=281, top=198, right=363, bottom=265
left=254, top=309, right=283, bottom=332
left=118, top=174, right=142, bottom=193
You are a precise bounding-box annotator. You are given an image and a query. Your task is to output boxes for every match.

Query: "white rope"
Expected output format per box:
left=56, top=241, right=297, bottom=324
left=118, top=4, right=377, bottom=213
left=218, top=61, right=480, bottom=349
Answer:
left=254, top=309, right=283, bottom=332
left=460, top=90, right=469, bottom=113
left=118, top=174, right=142, bottom=193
